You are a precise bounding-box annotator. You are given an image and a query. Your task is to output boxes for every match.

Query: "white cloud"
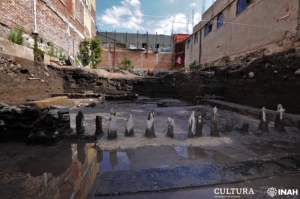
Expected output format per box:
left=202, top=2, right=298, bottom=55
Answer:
left=98, top=0, right=144, bottom=31
left=150, top=13, right=189, bottom=35
left=190, top=3, right=196, bottom=7
left=169, top=0, right=174, bottom=2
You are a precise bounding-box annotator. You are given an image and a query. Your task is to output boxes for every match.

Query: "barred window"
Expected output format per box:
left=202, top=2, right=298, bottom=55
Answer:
left=194, top=33, right=198, bottom=44
left=217, top=13, right=224, bottom=28
left=187, top=39, right=190, bottom=49
left=237, top=0, right=252, bottom=15
left=204, top=24, right=212, bottom=37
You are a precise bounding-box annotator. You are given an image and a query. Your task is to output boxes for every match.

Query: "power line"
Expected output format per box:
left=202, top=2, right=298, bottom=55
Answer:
left=199, top=19, right=299, bottom=33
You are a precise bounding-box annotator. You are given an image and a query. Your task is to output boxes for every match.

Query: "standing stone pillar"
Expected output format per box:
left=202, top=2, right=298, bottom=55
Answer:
left=95, top=115, right=104, bottom=135
left=167, top=117, right=174, bottom=138
left=210, top=107, right=219, bottom=137
left=125, top=114, right=134, bottom=136
left=258, top=107, right=269, bottom=134
left=195, top=115, right=203, bottom=137
left=274, top=104, right=286, bottom=132
left=76, top=111, right=85, bottom=134
left=188, top=111, right=196, bottom=137
left=145, top=111, right=155, bottom=138
left=108, top=108, right=117, bottom=139
left=241, top=122, right=249, bottom=134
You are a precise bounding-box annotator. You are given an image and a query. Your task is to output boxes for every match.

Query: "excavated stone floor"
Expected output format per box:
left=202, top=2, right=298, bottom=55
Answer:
left=1, top=97, right=300, bottom=199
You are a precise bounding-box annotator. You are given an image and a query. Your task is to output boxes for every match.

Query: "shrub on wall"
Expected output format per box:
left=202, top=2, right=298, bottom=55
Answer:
left=47, top=42, right=56, bottom=57
left=120, top=56, right=134, bottom=70
left=189, top=60, right=200, bottom=71
left=33, top=33, right=44, bottom=61
left=79, top=37, right=103, bottom=69
left=8, top=26, right=24, bottom=45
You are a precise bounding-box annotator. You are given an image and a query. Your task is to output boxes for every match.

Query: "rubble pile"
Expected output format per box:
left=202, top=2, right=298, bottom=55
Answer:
left=0, top=102, right=72, bottom=142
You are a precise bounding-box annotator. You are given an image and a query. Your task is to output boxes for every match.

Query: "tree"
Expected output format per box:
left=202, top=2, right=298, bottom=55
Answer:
left=121, top=56, right=133, bottom=70
left=79, top=37, right=103, bottom=69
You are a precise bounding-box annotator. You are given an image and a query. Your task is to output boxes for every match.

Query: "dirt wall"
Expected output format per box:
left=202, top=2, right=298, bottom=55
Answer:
left=1, top=49, right=300, bottom=115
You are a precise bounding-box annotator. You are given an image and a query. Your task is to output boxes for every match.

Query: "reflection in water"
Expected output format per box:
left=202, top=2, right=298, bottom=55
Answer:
left=174, top=146, right=207, bottom=159
left=100, top=151, right=130, bottom=174
left=77, top=142, right=86, bottom=165
left=97, top=150, right=103, bottom=163
left=110, top=151, right=118, bottom=170
left=19, top=142, right=100, bottom=199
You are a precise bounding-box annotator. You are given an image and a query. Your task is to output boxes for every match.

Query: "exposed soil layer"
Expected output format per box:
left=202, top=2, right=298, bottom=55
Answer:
left=223, top=49, right=300, bottom=114
left=1, top=48, right=300, bottom=114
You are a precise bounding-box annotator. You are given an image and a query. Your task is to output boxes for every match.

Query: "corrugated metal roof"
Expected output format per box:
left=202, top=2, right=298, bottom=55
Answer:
left=97, top=32, right=172, bottom=47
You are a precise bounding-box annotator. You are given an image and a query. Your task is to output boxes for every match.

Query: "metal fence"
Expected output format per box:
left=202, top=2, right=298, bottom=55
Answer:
left=97, top=31, right=172, bottom=47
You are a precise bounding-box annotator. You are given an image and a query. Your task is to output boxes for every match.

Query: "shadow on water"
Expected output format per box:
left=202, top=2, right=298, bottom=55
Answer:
left=174, top=146, right=207, bottom=159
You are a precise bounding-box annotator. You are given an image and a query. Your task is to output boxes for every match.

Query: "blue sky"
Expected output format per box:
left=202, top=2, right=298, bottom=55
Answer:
left=96, top=0, right=214, bottom=35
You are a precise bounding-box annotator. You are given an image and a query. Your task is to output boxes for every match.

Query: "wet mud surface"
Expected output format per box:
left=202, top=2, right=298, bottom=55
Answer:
left=1, top=98, right=300, bottom=199
left=94, top=155, right=300, bottom=196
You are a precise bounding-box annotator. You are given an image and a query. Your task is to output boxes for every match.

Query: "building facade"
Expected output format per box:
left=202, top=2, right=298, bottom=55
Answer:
left=185, top=0, right=300, bottom=68
left=0, top=0, right=96, bottom=58
left=173, top=34, right=190, bottom=68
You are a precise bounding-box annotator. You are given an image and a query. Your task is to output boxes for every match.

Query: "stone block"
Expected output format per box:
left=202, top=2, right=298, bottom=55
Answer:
left=50, top=105, right=70, bottom=114
left=47, top=108, right=59, bottom=119
left=59, top=113, right=70, bottom=122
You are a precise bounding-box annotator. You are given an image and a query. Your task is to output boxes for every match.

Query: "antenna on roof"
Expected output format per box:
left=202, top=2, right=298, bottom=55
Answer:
left=186, top=15, right=189, bottom=34
left=192, top=10, right=194, bottom=28
left=202, top=0, right=206, bottom=14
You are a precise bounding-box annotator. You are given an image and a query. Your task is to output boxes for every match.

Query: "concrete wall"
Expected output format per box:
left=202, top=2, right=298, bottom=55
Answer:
left=99, top=49, right=172, bottom=70
left=0, top=37, right=34, bottom=60
left=0, top=0, right=96, bottom=57
left=186, top=0, right=300, bottom=67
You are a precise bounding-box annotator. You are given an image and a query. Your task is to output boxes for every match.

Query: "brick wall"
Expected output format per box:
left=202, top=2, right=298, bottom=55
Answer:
left=0, top=0, right=96, bottom=57
left=99, top=49, right=172, bottom=70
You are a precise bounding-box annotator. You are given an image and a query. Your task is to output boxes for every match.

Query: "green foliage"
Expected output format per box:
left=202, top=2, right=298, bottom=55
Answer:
left=79, top=37, right=103, bottom=69
left=89, top=37, right=102, bottom=69
left=189, top=60, right=200, bottom=71
left=59, top=51, right=66, bottom=61
left=8, top=26, right=24, bottom=45
left=47, top=42, right=56, bottom=57
left=75, top=56, right=80, bottom=65
left=120, top=56, right=133, bottom=70
left=33, top=33, right=44, bottom=60
left=80, top=38, right=90, bottom=66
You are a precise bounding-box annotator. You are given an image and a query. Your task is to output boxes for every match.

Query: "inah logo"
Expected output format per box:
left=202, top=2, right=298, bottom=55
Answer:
left=267, top=188, right=298, bottom=197
left=267, top=187, right=277, bottom=198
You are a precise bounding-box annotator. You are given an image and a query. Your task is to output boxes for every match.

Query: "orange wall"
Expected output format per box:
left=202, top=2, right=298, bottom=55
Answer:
left=99, top=50, right=172, bottom=70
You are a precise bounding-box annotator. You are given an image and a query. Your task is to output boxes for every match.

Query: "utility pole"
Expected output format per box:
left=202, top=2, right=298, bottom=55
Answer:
left=137, top=30, right=138, bottom=49
left=113, top=30, right=116, bottom=71
left=146, top=31, right=148, bottom=58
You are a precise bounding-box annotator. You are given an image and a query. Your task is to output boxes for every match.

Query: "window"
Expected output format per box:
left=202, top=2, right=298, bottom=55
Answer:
left=237, top=0, right=252, bottom=15
left=217, top=13, right=224, bottom=28
left=194, top=33, right=198, bottom=44
left=187, top=39, right=190, bottom=49
left=204, top=24, right=212, bottom=37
